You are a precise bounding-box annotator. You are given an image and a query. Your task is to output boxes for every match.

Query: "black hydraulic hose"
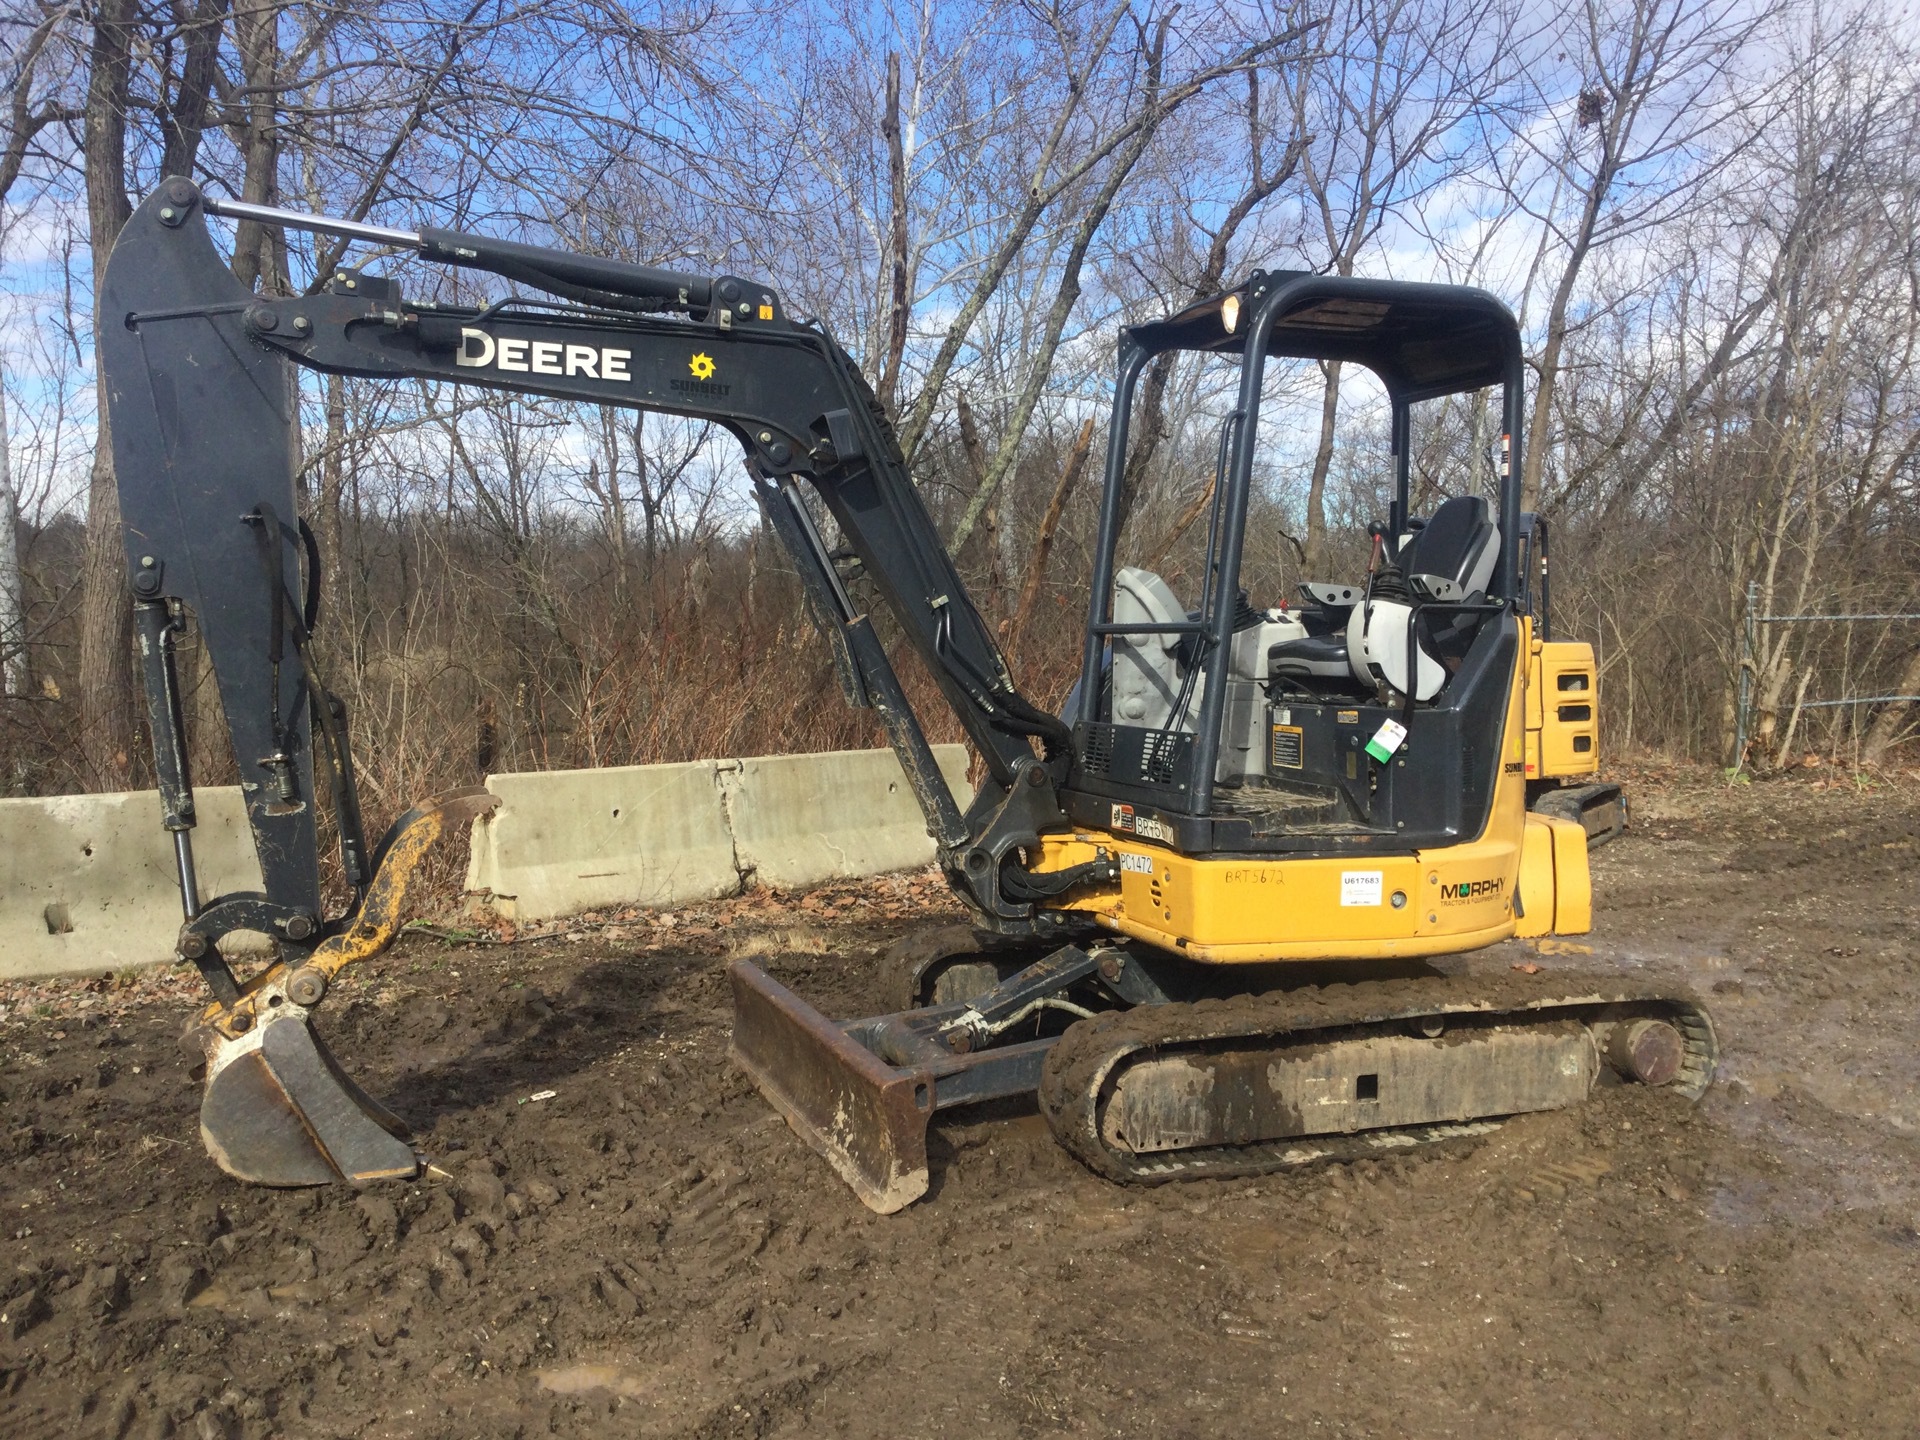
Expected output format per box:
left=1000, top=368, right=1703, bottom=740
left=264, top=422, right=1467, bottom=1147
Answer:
left=931, top=606, right=1073, bottom=755
left=298, top=517, right=322, bottom=634
left=810, top=332, right=1072, bottom=763
left=244, top=503, right=371, bottom=898
left=999, top=856, right=1118, bottom=902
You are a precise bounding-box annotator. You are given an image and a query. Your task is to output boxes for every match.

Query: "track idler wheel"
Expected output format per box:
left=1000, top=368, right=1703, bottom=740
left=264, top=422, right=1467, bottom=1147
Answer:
left=1605, top=1017, right=1686, bottom=1085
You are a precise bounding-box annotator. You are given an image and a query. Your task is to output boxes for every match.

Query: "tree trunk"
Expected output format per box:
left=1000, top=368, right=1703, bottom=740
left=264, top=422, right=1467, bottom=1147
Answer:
left=1861, top=647, right=1920, bottom=768
left=159, top=0, right=230, bottom=179
left=1302, top=362, right=1341, bottom=576
left=78, top=0, right=137, bottom=789
left=0, top=363, right=26, bottom=698
left=1002, top=417, right=1094, bottom=669
left=1520, top=246, right=1584, bottom=515
left=230, top=0, right=285, bottom=293
left=876, top=50, right=910, bottom=416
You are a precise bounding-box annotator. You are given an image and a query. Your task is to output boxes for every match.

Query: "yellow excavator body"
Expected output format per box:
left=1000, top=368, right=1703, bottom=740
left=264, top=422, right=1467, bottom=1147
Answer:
left=1526, top=637, right=1602, bottom=783
left=1032, top=616, right=1592, bottom=963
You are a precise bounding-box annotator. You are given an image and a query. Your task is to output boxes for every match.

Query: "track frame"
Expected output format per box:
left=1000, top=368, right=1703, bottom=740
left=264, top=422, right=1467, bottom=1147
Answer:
left=730, top=946, right=1715, bottom=1212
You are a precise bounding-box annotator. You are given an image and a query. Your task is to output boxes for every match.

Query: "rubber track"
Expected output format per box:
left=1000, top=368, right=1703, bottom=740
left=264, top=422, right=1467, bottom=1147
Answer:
left=1038, top=968, right=1716, bottom=1185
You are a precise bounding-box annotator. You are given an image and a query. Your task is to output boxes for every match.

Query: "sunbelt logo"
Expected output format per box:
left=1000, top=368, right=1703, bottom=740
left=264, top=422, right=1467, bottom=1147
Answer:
left=1439, top=877, right=1504, bottom=903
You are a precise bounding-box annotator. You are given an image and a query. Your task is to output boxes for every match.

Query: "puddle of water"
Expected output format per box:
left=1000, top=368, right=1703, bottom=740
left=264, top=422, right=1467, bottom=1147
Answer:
left=1705, top=1066, right=1920, bottom=1225
left=538, top=1364, right=652, bottom=1398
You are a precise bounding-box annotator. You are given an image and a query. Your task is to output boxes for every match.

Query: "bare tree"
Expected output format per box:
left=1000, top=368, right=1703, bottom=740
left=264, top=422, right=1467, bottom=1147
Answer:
left=0, top=362, right=25, bottom=697
left=1502, top=0, right=1777, bottom=513
left=7, top=0, right=1920, bottom=807
left=0, top=3, right=84, bottom=205
left=1289, top=0, right=1504, bottom=572
left=75, top=0, right=137, bottom=786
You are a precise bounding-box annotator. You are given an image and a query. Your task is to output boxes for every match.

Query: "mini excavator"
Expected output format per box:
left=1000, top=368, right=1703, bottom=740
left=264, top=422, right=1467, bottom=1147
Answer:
left=100, top=179, right=1712, bottom=1208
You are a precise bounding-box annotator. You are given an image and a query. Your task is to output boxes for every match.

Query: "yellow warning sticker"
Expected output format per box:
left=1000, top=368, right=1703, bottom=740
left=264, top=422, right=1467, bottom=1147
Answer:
left=688, top=352, right=716, bottom=380
left=1270, top=725, right=1304, bottom=770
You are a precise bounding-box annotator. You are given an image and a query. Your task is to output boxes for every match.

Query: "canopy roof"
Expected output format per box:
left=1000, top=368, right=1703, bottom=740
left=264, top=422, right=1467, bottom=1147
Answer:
left=1124, top=270, right=1520, bottom=402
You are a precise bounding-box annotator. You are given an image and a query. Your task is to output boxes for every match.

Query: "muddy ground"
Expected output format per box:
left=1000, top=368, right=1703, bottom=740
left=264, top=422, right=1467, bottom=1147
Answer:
left=3, top=772, right=1918, bottom=1438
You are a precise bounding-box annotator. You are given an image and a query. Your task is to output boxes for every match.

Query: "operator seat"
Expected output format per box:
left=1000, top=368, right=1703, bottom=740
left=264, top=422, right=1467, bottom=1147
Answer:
left=1270, top=496, right=1501, bottom=702
left=1397, top=494, right=1498, bottom=598
left=1349, top=495, right=1500, bottom=700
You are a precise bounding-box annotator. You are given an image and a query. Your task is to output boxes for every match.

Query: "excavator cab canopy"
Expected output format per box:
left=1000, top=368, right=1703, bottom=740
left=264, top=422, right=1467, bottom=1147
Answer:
left=1065, top=271, right=1531, bottom=844
left=1121, top=270, right=1520, bottom=403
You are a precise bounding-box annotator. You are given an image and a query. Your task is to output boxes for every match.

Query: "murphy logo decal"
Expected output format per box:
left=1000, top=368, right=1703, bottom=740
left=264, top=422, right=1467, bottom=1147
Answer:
left=1438, top=876, right=1505, bottom=904
left=457, top=328, right=633, bottom=381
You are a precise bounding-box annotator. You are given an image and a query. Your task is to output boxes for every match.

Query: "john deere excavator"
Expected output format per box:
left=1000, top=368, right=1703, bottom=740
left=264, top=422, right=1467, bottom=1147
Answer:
left=100, top=179, right=1708, bottom=1210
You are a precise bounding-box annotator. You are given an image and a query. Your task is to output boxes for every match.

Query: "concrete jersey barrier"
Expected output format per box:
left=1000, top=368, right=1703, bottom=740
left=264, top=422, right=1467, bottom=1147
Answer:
left=0, top=745, right=973, bottom=979
left=0, top=787, right=263, bottom=981
left=466, top=744, right=972, bottom=920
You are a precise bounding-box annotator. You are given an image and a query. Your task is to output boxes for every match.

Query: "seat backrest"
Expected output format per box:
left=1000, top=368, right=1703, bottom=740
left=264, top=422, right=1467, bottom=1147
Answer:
left=1400, top=495, right=1498, bottom=597
left=1110, top=566, right=1193, bottom=729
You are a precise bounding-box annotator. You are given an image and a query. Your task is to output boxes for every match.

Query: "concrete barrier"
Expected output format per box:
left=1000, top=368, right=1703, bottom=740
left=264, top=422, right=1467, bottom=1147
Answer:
left=466, top=744, right=972, bottom=921
left=725, top=746, right=974, bottom=890
left=464, top=760, right=740, bottom=919
left=0, top=787, right=262, bottom=981
left=1, top=745, right=975, bottom=976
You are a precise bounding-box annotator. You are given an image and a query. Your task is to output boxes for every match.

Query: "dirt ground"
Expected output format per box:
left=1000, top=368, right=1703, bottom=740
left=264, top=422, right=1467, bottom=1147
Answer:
left=3, top=771, right=1919, bottom=1439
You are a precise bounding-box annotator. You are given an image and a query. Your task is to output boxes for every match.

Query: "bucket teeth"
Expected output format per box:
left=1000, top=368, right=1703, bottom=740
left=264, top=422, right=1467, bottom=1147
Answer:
left=197, top=1010, right=417, bottom=1187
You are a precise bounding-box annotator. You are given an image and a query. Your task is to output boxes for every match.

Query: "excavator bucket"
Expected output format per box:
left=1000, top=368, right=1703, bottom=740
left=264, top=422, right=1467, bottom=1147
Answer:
left=729, top=962, right=936, bottom=1213
left=190, top=789, right=498, bottom=1187
left=196, top=1012, right=418, bottom=1185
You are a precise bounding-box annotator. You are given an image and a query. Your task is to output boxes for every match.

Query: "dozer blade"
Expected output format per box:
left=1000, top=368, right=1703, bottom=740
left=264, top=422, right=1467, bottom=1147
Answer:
left=196, top=1008, right=417, bottom=1186
left=729, top=961, right=936, bottom=1214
